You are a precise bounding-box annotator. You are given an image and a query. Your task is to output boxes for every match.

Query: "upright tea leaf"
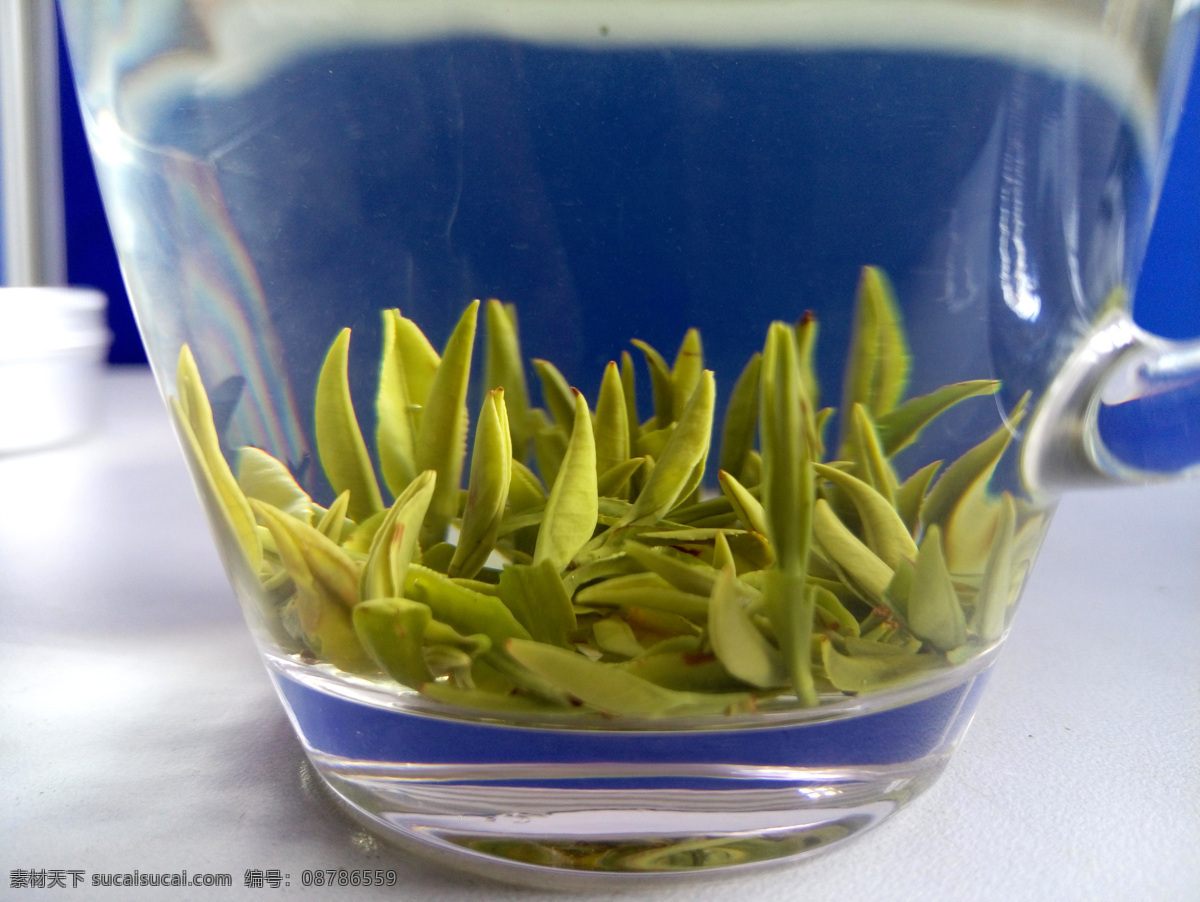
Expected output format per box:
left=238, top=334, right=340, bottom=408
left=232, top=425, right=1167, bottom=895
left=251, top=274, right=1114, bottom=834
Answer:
left=672, top=328, right=704, bottom=417
left=174, top=346, right=262, bottom=573
left=534, top=390, right=598, bottom=572
left=450, top=390, right=513, bottom=579
left=709, top=564, right=786, bottom=689
left=376, top=309, right=419, bottom=496
left=794, top=311, right=820, bottom=412
left=508, top=459, right=547, bottom=512
left=315, top=328, right=384, bottom=523
left=632, top=339, right=675, bottom=429
left=597, top=458, right=644, bottom=499
left=253, top=500, right=360, bottom=608
left=360, top=469, right=437, bottom=599
left=971, top=492, right=1017, bottom=642
left=895, top=460, right=942, bottom=535
left=908, top=525, right=968, bottom=652
left=759, top=322, right=812, bottom=573
left=718, top=351, right=762, bottom=483
left=253, top=499, right=370, bottom=671
left=839, top=266, right=911, bottom=453
left=847, top=403, right=898, bottom=503
left=762, top=570, right=817, bottom=706
left=485, top=300, right=531, bottom=462
left=316, top=490, right=352, bottom=544
left=620, top=350, right=640, bottom=443
left=532, top=358, right=577, bottom=432
left=619, top=371, right=715, bottom=526
left=415, top=300, right=479, bottom=544
left=594, top=361, right=631, bottom=483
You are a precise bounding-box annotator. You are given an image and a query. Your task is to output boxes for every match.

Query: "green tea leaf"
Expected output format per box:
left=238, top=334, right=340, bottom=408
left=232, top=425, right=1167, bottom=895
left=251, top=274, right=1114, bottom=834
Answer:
left=532, top=358, right=577, bottom=433
left=895, top=460, right=942, bottom=535
left=875, top=379, right=1000, bottom=456
left=415, top=300, right=479, bottom=544
left=315, top=328, right=384, bottom=523
left=594, top=361, right=631, bottom=486
left=794, top=311, right=821, bottom=413
left=508, top=459, right=547, bottom=512
left=712, top=530, right=736, bottom=573
left=403, top=562, right=531, bottom=646
left=376, top=309, right=420, bottom=496
left=920, top=396, right=1027, bottom=534
left=506, top=639, right=749, bottom=717
left=811, top=583, right=861, bottom=638
left=237, top=446, right=313, bottom=525
left=575, top=572, right=711, bottom=619
left=353, top=597, right=433, bottom=688
left=253, top=500, right=370, bottom=672
left=593, top=616, right=645, bottom=659
left=760, top=322, right=813, bottom=573
left=970, top=492, right=1017, bottom=642
left=672, top=328, right=704, bottom=418
left=498, top=559, right=577, bottom=648
left=709, top=565, right=786, bottom=689
left=812, top=463, right=917, bottom=570
left=485, top=300, right=531, bottom=462
left=631, top=339, right=675, bottom=429
left=847, top=403, right=898, bottom=503
left=811, top=498, right=894, bottom=602
left=619, top=371, right=715, bottom=526
left=622, top=542, right=722, bottom=598
left=908, top=525, right=968, bottom=652
left=622, top=650, right=747, bottom=693
left=389, top=310, right=441, bottom=406
left=418, top=681, right=569, bottom=714
left=718, top=351, right=762, bottom=485
left=534, top=390, right=599, bottom=572
left=360, top=469, right=437, bottom=600
left=839, top=266, right=911, bottom=453
left=174, top=347, right=262, bottom=572
left=761, top=569, right=817, bottom=705
left=717, top=469, right=769, bottom=536
left=253, top=499, right=360, bottom=608
left=818, top=635, right=941, bottom=693
left=597, top=457, right=645, bottom=499
left=450, top=390, right=513, bottom=579
left=620, top=350, right=640, bottom=444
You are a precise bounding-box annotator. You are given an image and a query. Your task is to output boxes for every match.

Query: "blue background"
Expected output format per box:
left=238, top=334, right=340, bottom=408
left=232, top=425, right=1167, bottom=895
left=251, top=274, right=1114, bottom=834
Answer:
left=56, top=33, right=1198, bottom=364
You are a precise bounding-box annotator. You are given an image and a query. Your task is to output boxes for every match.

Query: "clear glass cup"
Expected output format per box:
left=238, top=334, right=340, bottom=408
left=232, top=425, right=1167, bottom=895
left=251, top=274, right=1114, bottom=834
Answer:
left=60, top=0, right=1199, bottom=885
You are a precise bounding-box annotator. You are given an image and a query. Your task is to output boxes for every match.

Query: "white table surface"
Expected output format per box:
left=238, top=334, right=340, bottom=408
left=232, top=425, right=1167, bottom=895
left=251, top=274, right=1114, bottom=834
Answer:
left=2, top=367, right=1197, bottom=901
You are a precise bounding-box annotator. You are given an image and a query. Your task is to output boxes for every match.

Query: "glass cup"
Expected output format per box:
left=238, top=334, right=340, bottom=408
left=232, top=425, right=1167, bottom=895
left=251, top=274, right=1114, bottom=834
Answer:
left=60, top=0, right=1199, bottom=885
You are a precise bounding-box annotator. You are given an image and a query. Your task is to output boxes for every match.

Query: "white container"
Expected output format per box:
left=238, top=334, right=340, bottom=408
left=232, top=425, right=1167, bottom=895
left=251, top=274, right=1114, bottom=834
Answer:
left=0, top=286, right=110, bottom=453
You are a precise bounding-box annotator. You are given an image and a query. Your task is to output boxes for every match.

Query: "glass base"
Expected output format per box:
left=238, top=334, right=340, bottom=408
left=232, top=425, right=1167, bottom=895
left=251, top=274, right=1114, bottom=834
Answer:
left=268, top=654, right=993, bottom=886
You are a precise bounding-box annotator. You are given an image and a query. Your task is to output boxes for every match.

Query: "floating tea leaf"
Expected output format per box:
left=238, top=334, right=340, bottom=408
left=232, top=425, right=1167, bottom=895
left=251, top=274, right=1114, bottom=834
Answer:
left=415, top=301, right=479, bottom=544
left=315, top=329, right=384, bottom=523
left=535, top=390, right=599, bottom=572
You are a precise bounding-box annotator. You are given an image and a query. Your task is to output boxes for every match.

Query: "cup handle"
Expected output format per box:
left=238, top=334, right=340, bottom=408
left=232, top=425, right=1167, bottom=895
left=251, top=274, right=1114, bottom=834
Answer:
left=1022, top=310, right=1200, bottom=494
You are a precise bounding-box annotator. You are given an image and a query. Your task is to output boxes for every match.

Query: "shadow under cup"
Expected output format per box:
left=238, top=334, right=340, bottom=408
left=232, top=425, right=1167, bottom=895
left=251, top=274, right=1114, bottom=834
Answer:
left=60, top=0, right=1198, bottom=883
